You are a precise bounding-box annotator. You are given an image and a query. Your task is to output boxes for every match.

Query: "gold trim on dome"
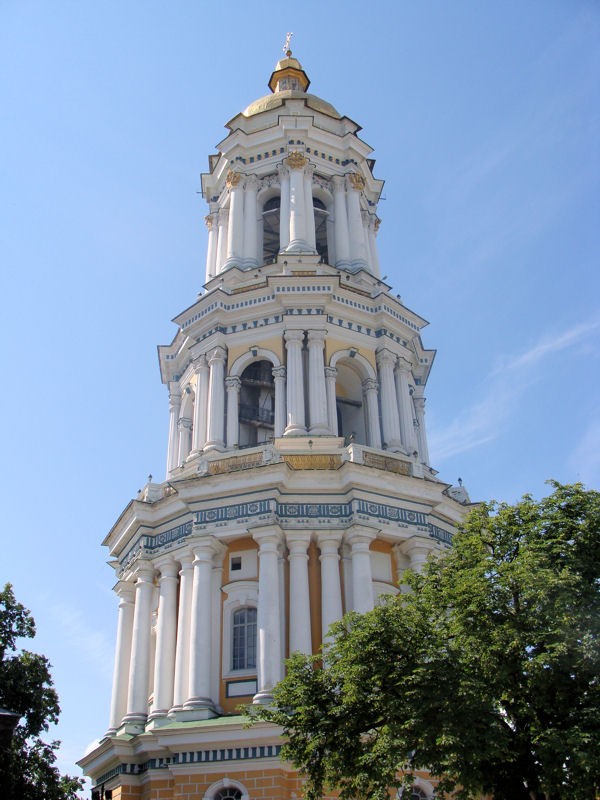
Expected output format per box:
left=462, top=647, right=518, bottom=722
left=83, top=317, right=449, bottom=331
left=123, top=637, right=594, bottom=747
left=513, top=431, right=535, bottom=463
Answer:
left=286, top=151, right=308, bottom=170
left=226, top=170, right=242, bottom=188
left=349, top=172, right=365, bottom=191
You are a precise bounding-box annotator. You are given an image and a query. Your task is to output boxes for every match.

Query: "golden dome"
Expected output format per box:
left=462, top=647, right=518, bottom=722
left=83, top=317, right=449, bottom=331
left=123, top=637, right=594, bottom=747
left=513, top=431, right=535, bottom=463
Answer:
left=242, top=90, right=341, bottom=119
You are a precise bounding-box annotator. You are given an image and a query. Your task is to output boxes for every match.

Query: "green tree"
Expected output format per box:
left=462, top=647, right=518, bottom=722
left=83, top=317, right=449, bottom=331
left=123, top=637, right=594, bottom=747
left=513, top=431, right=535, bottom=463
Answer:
left=252, top=482, right=600, bottom=800
left=0, top=583, right=83, bottom=799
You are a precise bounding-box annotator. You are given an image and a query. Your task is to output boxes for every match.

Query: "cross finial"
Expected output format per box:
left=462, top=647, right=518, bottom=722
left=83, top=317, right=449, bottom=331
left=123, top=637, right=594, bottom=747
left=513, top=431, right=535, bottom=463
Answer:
left=283, top=32, right=293, bottom=56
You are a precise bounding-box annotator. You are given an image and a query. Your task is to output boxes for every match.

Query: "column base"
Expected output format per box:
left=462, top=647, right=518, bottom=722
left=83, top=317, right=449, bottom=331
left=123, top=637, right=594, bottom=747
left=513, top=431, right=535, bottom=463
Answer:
left=119, top=714, right=148, bottom=735
left=145, top=711, right=172, bottom=730
left=283, top=425, right=308, bottom=436
left=173, top=701, right=219, bottom=722
left=203, top=441, right=225, bottom=452
left=252, top=689, right=274, bottom=706
left=383, top=440, right=403, bottom=452
left=285, top=240, right=316, bottom=254
left=309, top=424, right=331, bottom=435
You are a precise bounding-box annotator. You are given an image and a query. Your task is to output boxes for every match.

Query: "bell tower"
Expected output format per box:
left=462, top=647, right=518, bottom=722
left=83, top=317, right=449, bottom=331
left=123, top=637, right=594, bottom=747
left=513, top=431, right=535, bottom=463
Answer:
left=79, top=46, right=470, bottom=800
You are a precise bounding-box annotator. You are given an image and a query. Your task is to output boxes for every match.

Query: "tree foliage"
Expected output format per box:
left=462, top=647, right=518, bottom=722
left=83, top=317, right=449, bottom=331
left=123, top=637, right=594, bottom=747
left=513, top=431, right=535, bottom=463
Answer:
left=252, top=482, right=600, bottom=800
left=0, top=583, right=83, bottom=800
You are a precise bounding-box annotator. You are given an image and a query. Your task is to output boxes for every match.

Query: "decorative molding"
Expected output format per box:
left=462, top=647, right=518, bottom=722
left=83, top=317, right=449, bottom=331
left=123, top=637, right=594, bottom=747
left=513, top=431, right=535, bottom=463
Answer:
left=362, top=451, right=410, bottom=475
left=94, top=744, right=283, bottom=785
left=226, top=170, right=242, bottom=188
left=283, top=454, right=343, bottom=470
left=285, top=151, right=307, bottom=169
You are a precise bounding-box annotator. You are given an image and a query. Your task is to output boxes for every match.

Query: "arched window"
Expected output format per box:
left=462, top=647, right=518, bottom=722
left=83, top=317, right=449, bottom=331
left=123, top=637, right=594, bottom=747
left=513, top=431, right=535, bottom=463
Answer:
left=313, top=197, right=329, bottom=264
left=239, top=360, right=275, bottom=446
left=262, top=196, right=280, bottom=263
left=214, top=790, right=242, bottom=800
left=232, top=607, right=257, bottom=671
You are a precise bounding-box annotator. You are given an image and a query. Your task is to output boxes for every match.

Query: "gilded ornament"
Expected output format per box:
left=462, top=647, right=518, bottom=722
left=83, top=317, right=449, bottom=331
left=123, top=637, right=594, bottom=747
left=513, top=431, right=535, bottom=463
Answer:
left=226, top=170, right=242, bottom=188
left=205, top=215, right=214, bottom=229
left=349, top=172, right=365, bottom=191
left=285, top=151, right=308, bottom=170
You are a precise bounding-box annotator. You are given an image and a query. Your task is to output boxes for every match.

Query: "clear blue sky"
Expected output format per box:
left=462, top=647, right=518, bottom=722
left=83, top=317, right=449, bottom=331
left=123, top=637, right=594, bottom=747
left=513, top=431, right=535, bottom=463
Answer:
left=1, top=0, right=598, bottom=789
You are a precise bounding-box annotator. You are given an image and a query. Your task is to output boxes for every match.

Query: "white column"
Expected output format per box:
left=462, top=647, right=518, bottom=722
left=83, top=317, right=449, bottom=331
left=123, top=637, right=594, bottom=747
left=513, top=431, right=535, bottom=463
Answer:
left=177, top=417, right=193, bottom=464
left=278, top=165, right=290, bottom=251
left=107, top=581, right=135, bottom=733
left=171, top=551, right=193, bottom=712
left=396, top=358, right=418, bottom=456
left=362, top=378, right=382, bottom=449
left=307, top=329, right=329, bottom=434
left=123, top=563, right=155, bottom=727
left=204, top=212, right=218, bottom=282
left=402, top=540, right=432, bottom=574
left=285, top=153, right=309, bottom=253
left=185, top=536, right=218, bottom=716
left=412, top=387, right=430, bottom=465
left=150, top=557, right=178, bottom=720
left=225, top=376, right=241, bottom=449
left=272, top=366, right=286, bottom=438
left=376, top=348, right=403, bottom=452
left=283, top=330, right=307, bottom=435
left=253, top=527, right=283, bottom=704
left=304, top=165, right=316, bottom=251
left=325, top=366, right=338, bottom=436
left=332, top=176, right=350, bottom=269
left=242, top=175, right=259, bottom=268
left=367, top=217, right=381, bottom=279
left=361, top=210, right=373, bottom=272
left=286, top=533, right=312, bottom=655
left=346, top=173, right=369, bottom=271
left=210, top=552, right=225, bottom=708
left=317, top=532, right=343, bottom=640
left=204, top=345, right=226, bottom=451
left=215, top=208, right=229, bottom=274
left=166, top=384, right=182, bottom=476
left=346, top=527, right=376, bottom=614
left=191, top=355, right=210, bottom=454
left=225, top=171, right=244, bottom=268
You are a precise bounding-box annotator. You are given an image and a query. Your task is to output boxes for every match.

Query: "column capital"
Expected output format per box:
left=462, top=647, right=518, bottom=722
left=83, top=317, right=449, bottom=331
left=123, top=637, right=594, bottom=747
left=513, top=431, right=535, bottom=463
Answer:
left=226, top=169, right=242, bottom=189
left=272, top=365, right=286, bottom=380
left=324, top=365, right=337, bottom=379
left=115, top=581, right=136, bottom=601
left=306, top=329, right=327, bottom=346
left=376, top=347, right=398, bottom=368
left=317, top=531, right=343, bottom=556
left=192, top=353, right=208, bottom=372
left=395, top=357, right=413, bottom=376
left=244, top=174, right=259, bottom=190
left=284, top=329, right=305, bottom=345
left=277, top=163, right=289, bottom=180
left=178, top=416, right=193, bottom=431
left=362, top=377, right=378, bottom=393
left=133, top=562, right=155, bottom=583
left=154, top=555, right=179, bottom=580
left=346, top=172, right=365, bottom=192
left=252, top=525, right=283, bottom=551
left=225, top=375, right=241, bottom=392
left=285, top=531, right=312, bottom=554
left=285, top=151, right=308, bottom=170
left=332, top=174, right=346, bottom=190
left=190, top=534, right=226, bottom=564
left=177, top=549, right=194, bottom=569
left=208, top=345, right=227, bottom=364
left=345, top=526, right=377, bottom=550
left=204, top=213, right=216, bottom=230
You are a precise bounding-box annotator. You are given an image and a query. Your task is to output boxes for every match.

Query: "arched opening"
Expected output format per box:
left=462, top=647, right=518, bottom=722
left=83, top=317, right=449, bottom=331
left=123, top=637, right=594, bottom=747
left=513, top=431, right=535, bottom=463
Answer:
left=262, top=196, right=280, bottom=264
left=313, top=197, right=329, bottom=264
left=239, top=360, right=275, bottom=446
left=335, top=361, right=367, bottom=445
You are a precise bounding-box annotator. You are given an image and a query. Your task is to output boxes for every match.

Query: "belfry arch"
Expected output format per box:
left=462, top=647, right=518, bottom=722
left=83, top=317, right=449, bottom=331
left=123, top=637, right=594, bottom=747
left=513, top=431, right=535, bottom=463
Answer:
left=229, top=348, right=283, bottom=446
left=329, top=349, right=377, bottom=447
